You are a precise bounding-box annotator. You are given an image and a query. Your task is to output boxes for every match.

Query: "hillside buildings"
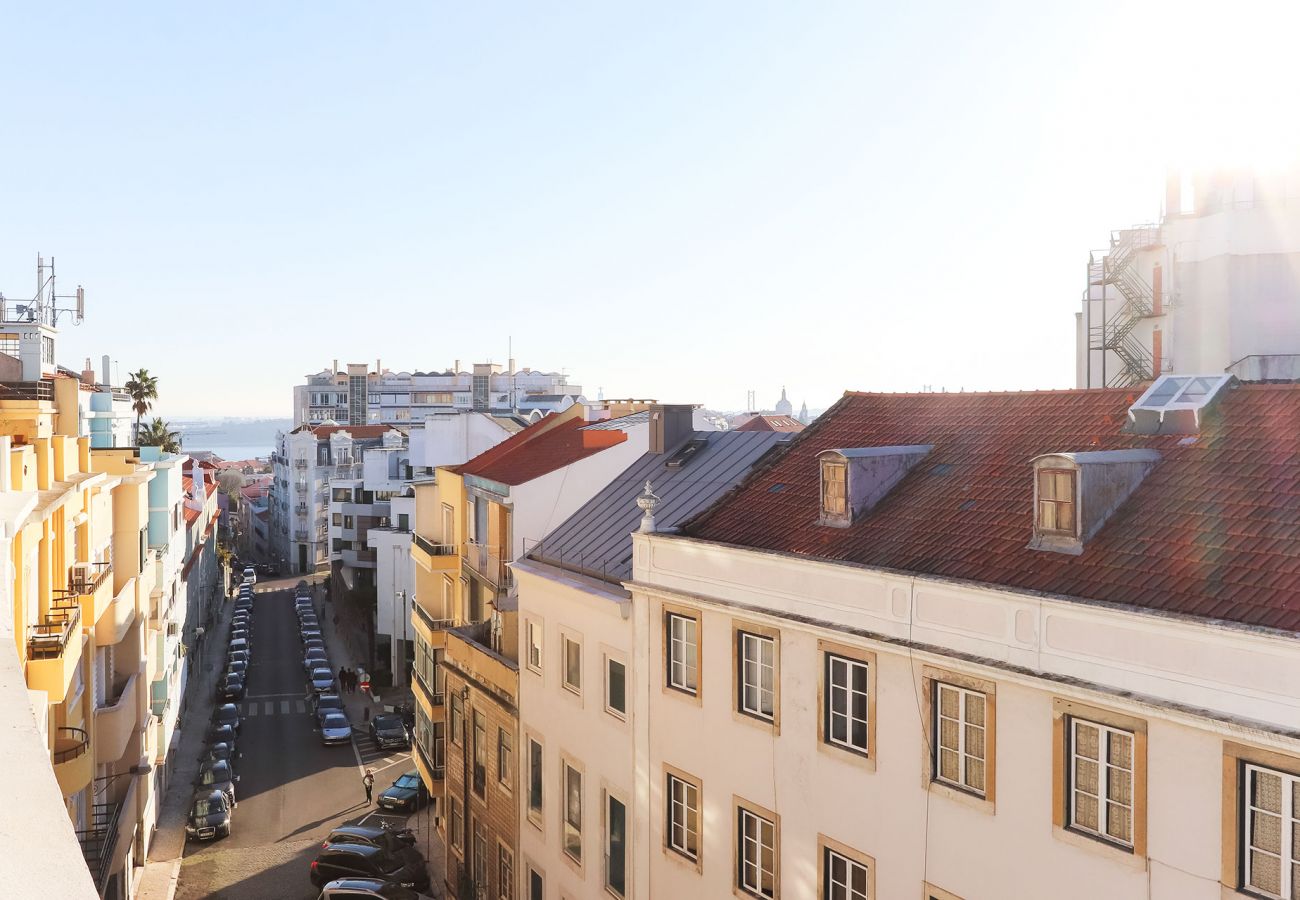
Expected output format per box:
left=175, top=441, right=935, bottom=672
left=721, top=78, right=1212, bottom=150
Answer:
left=1078, top=167, right=1300, bottom=388
left=292, top=360, right=584, bottom=428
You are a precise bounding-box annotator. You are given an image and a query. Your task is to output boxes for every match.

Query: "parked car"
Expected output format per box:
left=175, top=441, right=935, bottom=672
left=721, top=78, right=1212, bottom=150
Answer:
left=202, top=741, right=239, bottom=771
left=227, top=649, right=250, bottom=668
left=243, top=566, right=257, bottom=585
left=301, top=628, right=323, bottom=645
left=230, top=627, right=252, bottom=648
left=377, top=771, right=428, bottom=813
left=303, top=638, right=327, bottom=655
left=186, top=789, right=232, bottom=841
left=315, top=877, right=433, bottom=900
left=226, top=658, right=248, bottom=680
left=228, top=638, right=250, bottom=659
left=299, top=614, right=320, bottom=629
left=321, top=824, right=419, bottom=859
left=312, top=693, right=344, bottom=725
left=303, top=650, right=330, bottom=674
left=231, top=614, right=252, bottom=631
left=207, top=722, right=238, bottom=752
left=319, top=712, right=353, bottom=746
left=219, top=672, right=246, bottom=702
left=234, top=598, right=253, bottom=614
left=309, top=845, right=428, bottom=892
left=309, top=667, right=336, bottom=693
left=194, top=759, right=239, bottom=807
left=212, top=702, right=242, bottom=734
left=368, top=714, right=409, bottom=750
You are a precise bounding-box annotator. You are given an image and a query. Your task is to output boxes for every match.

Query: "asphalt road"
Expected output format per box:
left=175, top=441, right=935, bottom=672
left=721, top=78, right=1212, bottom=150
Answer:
left=176, top=579, right=421, bottom=899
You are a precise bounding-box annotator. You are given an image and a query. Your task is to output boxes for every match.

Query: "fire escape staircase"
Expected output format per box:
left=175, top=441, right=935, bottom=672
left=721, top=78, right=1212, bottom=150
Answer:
left=1088, top=225, right=1162, bottom=387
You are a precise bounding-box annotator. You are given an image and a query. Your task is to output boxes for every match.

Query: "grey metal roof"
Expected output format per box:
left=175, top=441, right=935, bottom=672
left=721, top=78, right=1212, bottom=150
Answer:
left=528, top=431, right=792, bottom=585
left=581, top=411, right=651, bottom=430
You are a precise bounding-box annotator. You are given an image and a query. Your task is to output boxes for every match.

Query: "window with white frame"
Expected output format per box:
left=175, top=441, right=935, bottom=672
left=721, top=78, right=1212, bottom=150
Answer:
left=450, top=796, right=464, bottom=854
left=666, top=612, right=698, bottom=694
left=738, top=631, right=775, bottom=720
left=527, top=738, right=543, bottom=821
left=605, top=792, right=627, bottom=897
left=562, top=762, right=583, bottom=863
left=498, top=726, right=513, bottom=789
left=823, top=847, right=869, bottom=900
left=1068, top=718, right=1134, bottom=848
left=606, top=657, right=627, bottom=719
left=498, top=844, right=514, bottom=900
left=450, top=691, right=463, bottom=747
left=562, top=636, right=582, bottom=694
left=526, top=620, right=542, bottom=673
left=933, top=682, right=987, bottom=796
left=1242, top=764, right=1300, bottom=898
left=666, top=772, right=700, bottom=861
left=825, top=654, right=869, bottom=755
left=737, top=805, right=777, bottom=898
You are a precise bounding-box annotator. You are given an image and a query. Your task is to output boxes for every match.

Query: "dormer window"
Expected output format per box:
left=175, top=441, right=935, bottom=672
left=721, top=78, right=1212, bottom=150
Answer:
left=820, top=459, right=848, bottom=520
left=1036, top=469, right=1077, bottom=536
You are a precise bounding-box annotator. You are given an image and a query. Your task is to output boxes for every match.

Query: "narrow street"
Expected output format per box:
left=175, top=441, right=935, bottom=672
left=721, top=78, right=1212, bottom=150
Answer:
left=172, top=579, right=440, bottom=899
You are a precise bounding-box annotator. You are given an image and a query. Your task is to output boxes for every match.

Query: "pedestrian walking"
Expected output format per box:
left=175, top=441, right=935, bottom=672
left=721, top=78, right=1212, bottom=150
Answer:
left=345, top=668, right=354, bottom=693
left=363, top=769, right=375, bottom=805
left=338, top=666, right=346, bottom=690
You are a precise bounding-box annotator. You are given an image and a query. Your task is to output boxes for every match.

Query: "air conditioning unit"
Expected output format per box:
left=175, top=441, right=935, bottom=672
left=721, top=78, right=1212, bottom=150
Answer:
left=68, top=561, right=94, bottom=594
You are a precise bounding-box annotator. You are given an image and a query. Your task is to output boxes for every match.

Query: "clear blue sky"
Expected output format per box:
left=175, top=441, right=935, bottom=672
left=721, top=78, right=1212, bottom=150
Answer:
left=0, top=2, right=1292, bottom=417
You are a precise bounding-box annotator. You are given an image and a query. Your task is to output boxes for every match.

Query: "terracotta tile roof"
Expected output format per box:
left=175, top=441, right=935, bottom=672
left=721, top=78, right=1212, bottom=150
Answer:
left=686, top=384, right=1300, bottom=632
left=456, top=417, right=628, bottom=486
left=734, top=415, right=806, bottom=433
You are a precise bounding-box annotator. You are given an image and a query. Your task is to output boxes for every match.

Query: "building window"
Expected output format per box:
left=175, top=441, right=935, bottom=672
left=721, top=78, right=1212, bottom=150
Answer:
left=562, top=636, right=582, bottom=695
left=1036, top=468, right=1076, bottom=535
left=666, top=610, right=699, bottom=695
left=450, top=796, right=464, bottom=855
left=1068, top=719, right=1134, bottom=848
left=498, top=727, right=513, bottom=789
left=666, top=770, right=700, bottom=862
left=528, top=738, right=543, bottom=823
left=820, top=459, right=848, bottom=518
left=824, top=653, right=870, bottom=756
left=473, top=710, right=488, bottom=798
left=528, top=867, right=543, bottom=900
left=526, top=620, right=542, bottom=673
left=606, top=657, right=627, bottom=719
left=498, top=844, right=514, bottom=900
left=737, top=630, right=776, bottom=721
left=473, top=819, right=488, bottom=891
left=823, top=847, right=869, bottom=900
left=562, top=762, right=583, bottom=864
left=737, top=803, right=778, bottom=898
left=450, top=692, right=463, bottom=747
left=933, top=682, right=988, bottom=797
left=605, top=792, right=627, bottom=897
left=332, top=513, right=342, bottom=526
left=1242, top=763, right=1300, bottom=898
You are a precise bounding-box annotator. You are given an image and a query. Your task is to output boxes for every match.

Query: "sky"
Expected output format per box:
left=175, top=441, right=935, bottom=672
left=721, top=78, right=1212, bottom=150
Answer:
left=2, top=1, right=1297, bottom=417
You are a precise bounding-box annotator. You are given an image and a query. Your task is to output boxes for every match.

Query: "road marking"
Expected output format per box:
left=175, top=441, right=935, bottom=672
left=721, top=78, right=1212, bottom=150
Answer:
left=245, top=704, right=257, bottom=717
left=264, top=701, right=275, bottom=716
left=245, top=692, right=303, bottom=699
left=280, top=700, right=290, bottom=714
left=370, top=755, right=413, bottom=776
left=294, top=700, right=306, bottom=714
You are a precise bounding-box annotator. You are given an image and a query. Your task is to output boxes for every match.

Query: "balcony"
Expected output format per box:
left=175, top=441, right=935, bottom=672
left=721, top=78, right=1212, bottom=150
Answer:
left=293, top=458, right=308, bottom=469
left=412, top=534, right=459, bottom=573
left=95, top=576, right=138, bottom=646
left=53, top=726, right=93, bottom=795
left=295, top=503, right=308, bottom=515
left=294, top=530, right=309, bottom=542
left=463, top=541, right=511, bottom=589
left=0, top=379, right=55, bottom=402
left=26, top=599, right=84, bottom=701
left=77, top=787, right=132, bottom=895
left=94, top=672, right=141, bottom=764
left=342, top=547, right=377, bottom=568
left=413, top=735, right=444, bottom=784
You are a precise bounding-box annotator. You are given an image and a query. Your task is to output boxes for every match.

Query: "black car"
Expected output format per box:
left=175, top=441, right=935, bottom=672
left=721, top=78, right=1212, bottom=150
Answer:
left=212, top=702, right=242, bottom=734
left=186, top=789, right=232, bottom=841
left=321, top=825, right=419, bottom=861
left=226, top=658, right=249, bottom=681
left=377, top=771, right=428, bottom=812
left=202, top=741, right=238, bottom=771
left=368, top=714, right=409, bottom=750
left=194, top=759, right=239, bottom=807
left=310, top=845, right=428, bottom=892
left=219, top=672, right=246, bottom=701
left=207, top=722, right=237, bottom=752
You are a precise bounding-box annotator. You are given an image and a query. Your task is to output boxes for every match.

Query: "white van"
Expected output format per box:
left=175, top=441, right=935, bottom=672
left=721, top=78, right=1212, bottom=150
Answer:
left=242, top=567, right=256, bottom=586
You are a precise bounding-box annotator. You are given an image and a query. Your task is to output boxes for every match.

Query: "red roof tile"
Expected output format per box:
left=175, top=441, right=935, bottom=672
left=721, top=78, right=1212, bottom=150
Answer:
left=457, top=417, right=628, bottom=486
left=735, top=415, right=806, bottom=433
left=687, top=385, right=1300, bottom=632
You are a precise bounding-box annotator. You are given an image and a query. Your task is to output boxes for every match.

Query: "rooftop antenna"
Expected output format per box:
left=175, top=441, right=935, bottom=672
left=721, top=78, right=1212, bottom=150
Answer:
left=28, top=253, right=86, bottom=327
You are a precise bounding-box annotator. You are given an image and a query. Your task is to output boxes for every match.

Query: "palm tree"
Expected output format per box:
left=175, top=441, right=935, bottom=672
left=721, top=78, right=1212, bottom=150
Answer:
left=124, top=369, right=159, bottom=443
left=138, top=418, right=183, bottom=454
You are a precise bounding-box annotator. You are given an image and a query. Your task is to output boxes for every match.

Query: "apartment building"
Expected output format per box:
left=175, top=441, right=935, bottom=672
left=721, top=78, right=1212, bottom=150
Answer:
left=549, top=377, right=1300, bottom=900
left=408, top=407, right=649, bottom=899
left=292, top=359, right=583, bottom=428
left=513, top=411, right=793, bottom=900
left=1078, top=167, right=1300, bottom=388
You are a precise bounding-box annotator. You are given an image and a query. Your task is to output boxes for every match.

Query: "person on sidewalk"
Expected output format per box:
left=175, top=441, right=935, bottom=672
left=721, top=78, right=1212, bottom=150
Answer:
left=338, top=666, right=347, bottom=691
left=363, top=769, right=375, bottom=805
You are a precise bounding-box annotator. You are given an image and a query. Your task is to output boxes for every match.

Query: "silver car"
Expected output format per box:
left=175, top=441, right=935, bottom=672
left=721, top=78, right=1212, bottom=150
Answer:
left=310, top=667, right=336, bottom=693
left=319, top=712, right=352, bottom=745
left=303, top=650, right=330, bottom=674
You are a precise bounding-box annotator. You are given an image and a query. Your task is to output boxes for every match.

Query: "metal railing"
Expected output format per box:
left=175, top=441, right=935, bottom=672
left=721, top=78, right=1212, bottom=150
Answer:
left=413, top=533, right=456, bottom=557
left=462, top=541, right=510, bottom=588
left=294, top=530, right=309, bottom=542
left=27, top=598, right=81, bottom=659
left=293, top=459, right=308, bottom=469
left=67, top=561, right=112, bottom=596
left=0, top=379, right=54, bottom=402
left=53, top=726, right=90, bottom=764
left=413, top=601, right=455, bottom=635
left=413, top=735, right=445, bottom=780
left=76, top=798, right=125, bottom=892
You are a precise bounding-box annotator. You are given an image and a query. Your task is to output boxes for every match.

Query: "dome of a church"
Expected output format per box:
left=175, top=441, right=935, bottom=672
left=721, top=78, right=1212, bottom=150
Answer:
left=775, top=386, right=793, bottom=417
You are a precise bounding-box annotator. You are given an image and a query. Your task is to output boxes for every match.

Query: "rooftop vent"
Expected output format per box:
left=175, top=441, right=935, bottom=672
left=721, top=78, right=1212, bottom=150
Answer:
left=1127, top=374, right=1234, bottom=434
left=817, top=445, right=932, bottom=528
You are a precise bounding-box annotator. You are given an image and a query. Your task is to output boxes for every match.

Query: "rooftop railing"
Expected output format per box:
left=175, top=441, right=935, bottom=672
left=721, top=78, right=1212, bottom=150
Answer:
left=0, top=379, right=54, bottom=402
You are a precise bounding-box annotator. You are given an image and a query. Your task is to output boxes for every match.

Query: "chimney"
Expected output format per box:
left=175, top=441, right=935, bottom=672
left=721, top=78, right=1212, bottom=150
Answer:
left=454, top=359, right=461, bottom=375
left=81, top=357, right=96, bottom=387
left=376, top=358, right=382, bottom=374
left=101, top=354, right=111, bottom=385
left=648, top=404, right=694, bottom=454
left=333, top=358, right=339, bottom=374
left=1165, top=171, right=1181, bottom=217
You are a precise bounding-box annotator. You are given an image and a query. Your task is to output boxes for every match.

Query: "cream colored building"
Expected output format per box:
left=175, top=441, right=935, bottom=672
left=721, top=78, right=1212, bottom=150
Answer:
left=517, top=379, right=1300, bottom=900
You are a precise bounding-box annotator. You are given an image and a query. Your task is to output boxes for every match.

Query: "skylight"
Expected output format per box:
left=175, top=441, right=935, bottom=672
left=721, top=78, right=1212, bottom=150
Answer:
left=1127, top=374, right=1235, bottom=434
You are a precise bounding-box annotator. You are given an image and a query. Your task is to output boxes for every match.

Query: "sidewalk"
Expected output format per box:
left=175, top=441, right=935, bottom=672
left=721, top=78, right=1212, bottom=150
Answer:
left=136, top=587, right=239, bottom=900
left=321, top=579, right=412, bottom=720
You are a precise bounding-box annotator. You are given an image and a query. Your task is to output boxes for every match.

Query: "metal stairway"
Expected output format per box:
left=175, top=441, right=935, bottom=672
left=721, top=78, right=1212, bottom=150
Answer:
left=1087, top=225, right=1161, bottom=387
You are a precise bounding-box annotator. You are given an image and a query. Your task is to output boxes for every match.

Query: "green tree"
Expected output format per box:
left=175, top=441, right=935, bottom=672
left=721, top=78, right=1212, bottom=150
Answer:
left=124, top=369, right=159, bottom=442
left=138, top=417, right=183, bottom=454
